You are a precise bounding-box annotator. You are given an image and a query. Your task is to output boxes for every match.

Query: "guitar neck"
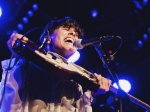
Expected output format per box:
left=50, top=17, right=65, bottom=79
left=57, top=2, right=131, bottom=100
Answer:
left=18, top=40, right=150, bottom=111
left=110, top=85, right=150, bottom=111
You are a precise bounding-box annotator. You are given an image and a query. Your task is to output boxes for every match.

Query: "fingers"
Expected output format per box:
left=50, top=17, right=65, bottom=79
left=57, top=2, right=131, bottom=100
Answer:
left=7, top=33, right=16, bottom=48
left=7, top=33, right=28, bottom=48
left=94, top=73, right=111, bottom=92
left=7, top=33, right=29, bottom=58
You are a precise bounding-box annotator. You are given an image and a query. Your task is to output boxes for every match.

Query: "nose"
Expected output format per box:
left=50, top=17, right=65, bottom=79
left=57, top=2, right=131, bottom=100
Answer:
left=68, top=30, right=76, bottom=37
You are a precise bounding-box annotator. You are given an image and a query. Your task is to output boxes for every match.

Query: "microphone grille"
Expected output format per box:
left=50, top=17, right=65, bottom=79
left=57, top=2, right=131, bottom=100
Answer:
left=75, top=39, right=83, bottom=49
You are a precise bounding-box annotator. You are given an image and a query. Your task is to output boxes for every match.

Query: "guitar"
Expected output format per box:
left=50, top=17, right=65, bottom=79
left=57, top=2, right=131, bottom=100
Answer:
left=17, top=40, right=150, bottom=111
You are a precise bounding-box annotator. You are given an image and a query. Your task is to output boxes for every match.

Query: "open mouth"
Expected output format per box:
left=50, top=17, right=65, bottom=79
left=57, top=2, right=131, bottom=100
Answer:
left=64, top=38, right=74, bottom=45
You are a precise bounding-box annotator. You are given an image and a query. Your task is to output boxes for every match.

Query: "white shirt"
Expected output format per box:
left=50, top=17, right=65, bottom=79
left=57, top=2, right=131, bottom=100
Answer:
left=0, top=58, right=92, bottom=112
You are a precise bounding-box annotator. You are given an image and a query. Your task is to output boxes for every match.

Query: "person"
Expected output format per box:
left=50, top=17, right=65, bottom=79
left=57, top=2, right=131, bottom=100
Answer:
left=0, top=17, right=111, bottom=112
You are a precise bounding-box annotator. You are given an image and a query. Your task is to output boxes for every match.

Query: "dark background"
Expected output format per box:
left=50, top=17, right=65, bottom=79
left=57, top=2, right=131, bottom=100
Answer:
left=1, top=0, right=150, bottom=111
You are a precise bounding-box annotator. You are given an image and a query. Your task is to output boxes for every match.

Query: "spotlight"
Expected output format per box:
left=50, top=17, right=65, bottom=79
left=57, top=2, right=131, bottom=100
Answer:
left=6, top=30, right=18, bottom=35
left=12, top=30, right=18, bottom=34
left=148, top=27, right=150, bottom=34
left=113, top=79, right=131, bottom=93
left=22, top=17, right=28, bottom=24
left=17, top=23, right=24, bottom=30
left=0, top=6, right=2, bottom=17
left=91, top=9, right=98, bottom=18
left=142, top=0, right=148, bottom=5
left=67, top=51, right=80, bottom=63
left=115, top=62, right=119, bottom=66
left=143, top=34, right=148, bottom=41
left=137, top=40, right=143, bottom=47
left=32, top=4, right=38, bottom=11
left=27, top=10, right=33, bottom=17
left=133, top=0, right=143, bottom=9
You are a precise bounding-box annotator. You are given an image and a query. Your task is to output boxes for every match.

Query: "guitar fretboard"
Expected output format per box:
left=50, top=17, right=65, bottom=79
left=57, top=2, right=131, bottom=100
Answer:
left=110, top=85, right=150, bottom=111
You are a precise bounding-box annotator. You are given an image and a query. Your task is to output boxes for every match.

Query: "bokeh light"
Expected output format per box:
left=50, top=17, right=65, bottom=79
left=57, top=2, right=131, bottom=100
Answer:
left=91, top=9, right=98, bottom=18
left=0, top=6, right=2, bottom=17
left=32, top=4, right=38, bottom=11
left=17, top=23, right=24, bottom=30
left=22, top=17, right=28, bottom=24
left=27, top=10, right=33, bottom=17
left=143, top=33, right=148, bottom=41
left=137, top=40, right=143, bottom=47
left=142, top=0, right=148, bottom=5
left=113, top=79, right=131, bottom=93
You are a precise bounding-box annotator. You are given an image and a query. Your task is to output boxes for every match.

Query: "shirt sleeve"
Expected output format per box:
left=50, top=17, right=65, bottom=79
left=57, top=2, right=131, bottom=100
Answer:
left=0, top=58, right=27, bottom=111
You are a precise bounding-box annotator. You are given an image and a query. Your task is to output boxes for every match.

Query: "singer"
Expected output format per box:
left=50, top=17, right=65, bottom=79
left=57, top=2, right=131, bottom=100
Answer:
left=0, top=17, right=111, bottom=112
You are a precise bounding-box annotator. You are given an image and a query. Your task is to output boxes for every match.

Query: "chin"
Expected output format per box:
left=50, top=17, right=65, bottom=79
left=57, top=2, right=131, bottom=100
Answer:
left=55, top=47, right=76, bottom=58
left=63, top=50, right=75, bottom=59
left=63, top=52, right=74, bottom=59
left=62, top=47, right=75, bottom=56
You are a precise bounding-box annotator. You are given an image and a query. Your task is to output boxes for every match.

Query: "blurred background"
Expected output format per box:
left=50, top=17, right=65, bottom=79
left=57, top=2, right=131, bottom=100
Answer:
left=1, top=0, right=150, bottom=111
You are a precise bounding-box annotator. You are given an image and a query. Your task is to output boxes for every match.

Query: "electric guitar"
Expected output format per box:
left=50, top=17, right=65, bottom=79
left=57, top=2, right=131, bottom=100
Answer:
left=16, top=39, right=150, bottom=111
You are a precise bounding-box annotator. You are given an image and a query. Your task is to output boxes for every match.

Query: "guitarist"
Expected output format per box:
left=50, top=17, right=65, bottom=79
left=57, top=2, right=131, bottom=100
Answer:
left=0, top=17, right=111, bottom=112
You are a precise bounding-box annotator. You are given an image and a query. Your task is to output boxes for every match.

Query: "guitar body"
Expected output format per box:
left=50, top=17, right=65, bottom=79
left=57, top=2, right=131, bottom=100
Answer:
left=19, top=41, right=100, bottom=92
left=16, top=40, right=150, bottom=111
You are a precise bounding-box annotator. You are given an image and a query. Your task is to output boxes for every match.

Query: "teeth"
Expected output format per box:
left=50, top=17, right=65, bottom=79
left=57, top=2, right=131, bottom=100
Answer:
left=65, top=38, right=73, bottom=43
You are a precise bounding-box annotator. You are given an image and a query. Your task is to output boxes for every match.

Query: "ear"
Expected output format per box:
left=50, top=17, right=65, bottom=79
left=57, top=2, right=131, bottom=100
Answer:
left=45, top=35, right=54, bottom=52
left=45, top=36, right=52, bottom=44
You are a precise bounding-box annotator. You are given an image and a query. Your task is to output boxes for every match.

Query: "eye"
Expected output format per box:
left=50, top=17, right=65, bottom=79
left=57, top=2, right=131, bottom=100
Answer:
left=75, top=32, right=78, bottom=37
left=64, top=28, right=69, bottom=30
left=63, top=26, right=70, bottom=30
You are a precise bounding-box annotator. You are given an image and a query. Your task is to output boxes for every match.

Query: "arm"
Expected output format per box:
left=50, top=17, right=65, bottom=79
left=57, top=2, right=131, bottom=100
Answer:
left=93, top=73, right=111, bottom=96
left=0, top=33, right=29, bottom=111
left=81, top=73, right=111, bottom=105
left=0, top=58, right=27, bottom=111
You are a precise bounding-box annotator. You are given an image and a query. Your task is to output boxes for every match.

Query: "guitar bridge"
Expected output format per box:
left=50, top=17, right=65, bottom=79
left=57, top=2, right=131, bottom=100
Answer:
left=47, top=51, right=68, bottom=64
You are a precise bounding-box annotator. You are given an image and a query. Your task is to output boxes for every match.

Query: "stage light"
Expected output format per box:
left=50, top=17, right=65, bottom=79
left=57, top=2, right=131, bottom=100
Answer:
left=12, top=30, right=18, bottom=34
left=22, top=17, right=28, bottom=24
left=137, top=40, right=143, bottom=47
left=107, top=95, right=114, bottom=104
left=91, top=9, right=98, bottom=18
left=108, top=50, right=113, bottom=54
left=17, top=23, right=24, bottom=30
left=6, top=30, right=18, bottom=35
left=142, top=0, right=148, bottom=5
left=27, top=10, right=33, bottom=17
left=115, top=62, right=119, bottom=66
left=133, top=0, right=143, bottom=9
left=0, top=6, right=2, bottom=17
left=148, top=27, right=150, bottom=34
left=143, top=33, right=148, bottom=41
left=67, top=51, right=80, bottom=63
left=113, top=79, right=131, bottom=93
left=32, top=4, right=38, bottom=11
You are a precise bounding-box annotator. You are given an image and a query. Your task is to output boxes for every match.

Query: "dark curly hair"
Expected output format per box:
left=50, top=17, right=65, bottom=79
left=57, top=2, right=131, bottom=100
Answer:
left=40, top=16, right=84, bottom=43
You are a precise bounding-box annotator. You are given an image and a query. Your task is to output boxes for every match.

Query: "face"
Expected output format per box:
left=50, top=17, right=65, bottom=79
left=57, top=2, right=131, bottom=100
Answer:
left=50, top=26, right=79, bottom=58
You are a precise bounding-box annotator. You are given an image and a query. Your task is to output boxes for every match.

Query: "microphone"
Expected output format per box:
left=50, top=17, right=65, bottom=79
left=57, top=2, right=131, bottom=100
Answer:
left=75, top=35, right=121, bottom=49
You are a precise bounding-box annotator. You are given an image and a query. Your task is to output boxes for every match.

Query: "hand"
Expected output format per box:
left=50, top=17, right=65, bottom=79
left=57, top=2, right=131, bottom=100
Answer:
left=7, top=33, right=28, bottom=58
left=93, top=73, right=111, bottom=95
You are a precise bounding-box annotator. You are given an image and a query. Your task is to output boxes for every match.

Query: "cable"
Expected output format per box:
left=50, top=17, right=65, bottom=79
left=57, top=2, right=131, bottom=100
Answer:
left=94, top=36, right=123, bottom=112
left=0, top=54, right=14, bottom=109
left=108, top=37, right=123, bottom=112
left=112, top=36, right=122, bottom=57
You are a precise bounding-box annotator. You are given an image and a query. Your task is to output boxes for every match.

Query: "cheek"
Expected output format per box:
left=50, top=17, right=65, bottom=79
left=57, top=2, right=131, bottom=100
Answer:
left=54, top=33, right=63, bottom=44
left=52, top=36, right=60, bottom=46
left=72, top=47, right=77, bottom=53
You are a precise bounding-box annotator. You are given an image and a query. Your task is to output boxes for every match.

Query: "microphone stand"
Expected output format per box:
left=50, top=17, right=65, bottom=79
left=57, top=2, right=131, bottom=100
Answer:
left=94, top=42, right=130, bottom=112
